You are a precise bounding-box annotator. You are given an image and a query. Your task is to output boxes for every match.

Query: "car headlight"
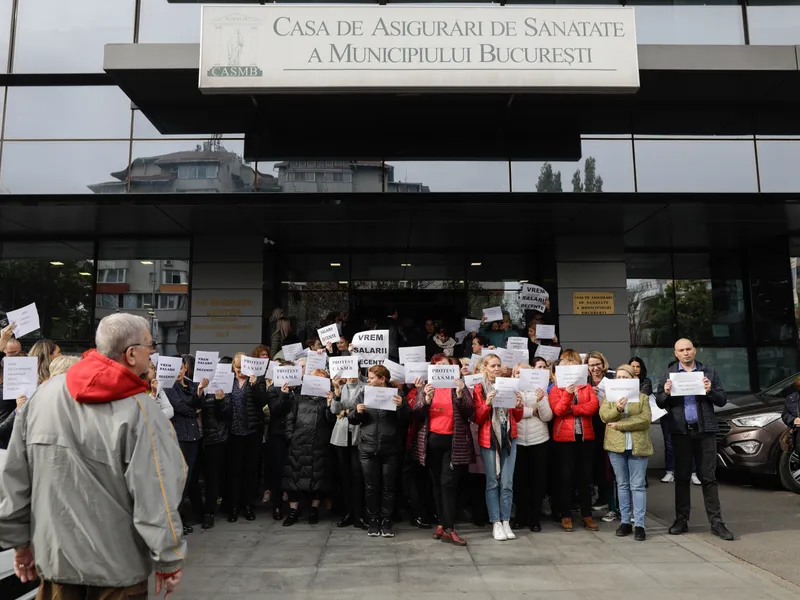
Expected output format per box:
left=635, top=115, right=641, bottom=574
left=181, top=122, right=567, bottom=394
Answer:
left=730, top=413, right=781, bottom=428
left=731, top=441, right=761, bottom=455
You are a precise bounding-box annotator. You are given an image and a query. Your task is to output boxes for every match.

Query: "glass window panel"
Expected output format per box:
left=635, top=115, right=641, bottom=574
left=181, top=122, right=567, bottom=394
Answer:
left=747, top=7, right=800, bottom=45
left=633, top=347, right=750, bottom=393
left=635, top=139, right=758, bottom=193
left=633, top=6, right=743, bottom=44
left=511, top=140, right=634, bottom=193
left=263, top=160, right=372, bottom=193
left=749, top=246, right=796, bottom=345
left=282, top=290, right=350, bottom=343
left=385, top=162, right=508, bottom=193
left=133, top=109, right=207, bottom=140
left=14, top=0, right=134, bottom=73
left=756, top=141, right=800, bottom=193
left=4, top=87, right=132, bottom=139
left=279, top=254, right=350, bottom=283
left=0, top=0, right=10, bottom=73
left=0, top=241, right=94, bottom=350
left=128, top=140, right=256, bottom=193
left=96, top=245, right=191, bottom=356
left=139, top=0, right=200, bottom=43
left=757, top=347, right=798, bottom=390
left=0, top=141, right=131, bottom=194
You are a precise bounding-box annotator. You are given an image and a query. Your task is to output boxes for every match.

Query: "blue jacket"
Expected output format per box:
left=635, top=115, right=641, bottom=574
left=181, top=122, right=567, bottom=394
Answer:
left=478, top=325, right=523, bottom=349
left=165, top=378, right=202, bottom=442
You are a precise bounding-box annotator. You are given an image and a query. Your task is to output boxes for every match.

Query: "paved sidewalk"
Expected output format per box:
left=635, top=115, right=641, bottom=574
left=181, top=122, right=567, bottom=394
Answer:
left=172, top=512, right=799, bottom=600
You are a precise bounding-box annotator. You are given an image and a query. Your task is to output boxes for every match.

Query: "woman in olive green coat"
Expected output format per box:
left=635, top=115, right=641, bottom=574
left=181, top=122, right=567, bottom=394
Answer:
left=599, top=364, right=653, bottom=541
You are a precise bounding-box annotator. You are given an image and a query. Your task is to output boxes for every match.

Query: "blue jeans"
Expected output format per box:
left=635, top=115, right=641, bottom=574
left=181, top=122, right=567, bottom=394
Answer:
left=608, top=451, right=648, bottom=528
left=481, top=438, right=517, bottom=523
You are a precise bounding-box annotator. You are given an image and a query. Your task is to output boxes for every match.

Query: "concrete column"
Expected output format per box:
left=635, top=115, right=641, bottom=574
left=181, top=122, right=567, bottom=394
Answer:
left=189, top=235, right=264, bottom=358
left=556, top=235, right=630, bottom=368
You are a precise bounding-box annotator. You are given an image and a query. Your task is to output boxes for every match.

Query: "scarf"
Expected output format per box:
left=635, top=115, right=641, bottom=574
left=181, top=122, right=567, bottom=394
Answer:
left=433, top=335, right=457, bottom=357
left=483, top=379, right=512, bottom=477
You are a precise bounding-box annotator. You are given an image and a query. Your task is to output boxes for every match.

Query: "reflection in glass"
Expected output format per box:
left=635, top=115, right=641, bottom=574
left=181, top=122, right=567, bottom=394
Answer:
left=0, top=241, right=94, bottom=350
left=264, top=160, right=402, bottom=193
left=91, top=139, right=271, bottom=193
left=757, top=347, right=798, bottom=390
left=133, top=109, right=207, bottom=140
left=747, top=7, right=800, bottom=45
left=629, top=347, right=749, bottom=393
left=635, top=139, right=758, bottom=193
left=0, top=141, right=131, bottom=194
left=4, top=87, right=132, bottom=139
left=756, top=141, right=800, bottom=193
left=386, top=162, right=507, bottom=192
left=511, top=140, right=634, bottom=193
left=96, top=239, right=191, bottom=355
left=14, top=0, right=134, bottom=73
left=633, top=6, right=744, bottom=45
left=139, top=0, right=200, bottom=43
left=283, top=289, right=349, bottom=343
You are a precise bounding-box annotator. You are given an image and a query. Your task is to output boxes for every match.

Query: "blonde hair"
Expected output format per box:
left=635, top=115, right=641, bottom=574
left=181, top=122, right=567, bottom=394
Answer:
left=616, top=364, right=636, bottom=379
left=481, top=353, right=501, bottom=372
left=29, top=340, right=59, bottom=383
left=512, top=362, right=532, bottom=377
left=312, top=368, right=330, bottom=378
left=49, top=355, right=80, bottom=377
left=559, top=349, right=582, bottom=365
left=472, top=358, right=484, bottom=374
left=276, top=317, right=292, bottom=340
left=586, top=351, right=609, bottom=371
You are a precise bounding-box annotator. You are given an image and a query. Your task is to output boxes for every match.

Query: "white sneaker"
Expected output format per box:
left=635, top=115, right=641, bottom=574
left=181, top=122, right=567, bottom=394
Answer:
left=502, top=521, right=516, bottom=540
left=602, top=511, right=618, bottom=523
left=661, top=471, right=675, bottom=483
left=493, top=522, right=507, bottom=541
left=591, top=503, right=609, bottom=512
left=691, top=473, right=701, bottom=486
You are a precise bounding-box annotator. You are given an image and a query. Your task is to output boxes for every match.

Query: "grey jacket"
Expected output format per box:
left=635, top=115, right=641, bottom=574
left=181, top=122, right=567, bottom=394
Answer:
left=0, top=374, right=187, bottom=587
left=330, top=382, right=362, bottom=447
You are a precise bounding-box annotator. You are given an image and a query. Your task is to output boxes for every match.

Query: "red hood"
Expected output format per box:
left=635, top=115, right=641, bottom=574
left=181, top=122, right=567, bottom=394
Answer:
left=66, top=350, right=149, bottom=404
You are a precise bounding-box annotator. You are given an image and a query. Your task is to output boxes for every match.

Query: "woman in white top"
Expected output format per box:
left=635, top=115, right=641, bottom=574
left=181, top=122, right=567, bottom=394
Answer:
left=511, top=359, right=553, bottom=532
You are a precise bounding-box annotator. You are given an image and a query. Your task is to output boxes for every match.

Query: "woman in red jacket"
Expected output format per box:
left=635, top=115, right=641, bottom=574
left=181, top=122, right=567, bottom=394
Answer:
left=473, top=353, right=524, bottom=542
left=550, top=349, right=600, bottom=532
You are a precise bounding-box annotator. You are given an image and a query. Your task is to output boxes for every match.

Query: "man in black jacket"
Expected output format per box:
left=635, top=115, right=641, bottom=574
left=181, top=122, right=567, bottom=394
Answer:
left=656, top=338, right=734, bottom=541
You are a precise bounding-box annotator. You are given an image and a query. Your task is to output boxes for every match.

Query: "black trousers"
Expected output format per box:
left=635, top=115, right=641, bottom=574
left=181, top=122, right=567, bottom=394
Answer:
left=403, top=451, right=431, bottom=521
left=203, top=441, right=227, bottom=515
left=179, top=440, right=199, bottom=500
left=556, top=438, right=595, bottom=518
left=227, top=431, right=262, bottom=510
left=426, top=435, right=464, bottom=531
left=268, top=434, right=288, bottom=505
left=360, top=449, right=399, bottom=520
left=287, top=490, right=323, bottom=503
left=673, top=431, right=722, bottom=523
left=336, top=444, right=364, bottom=518
left=513, top=442, right=549, bottom=526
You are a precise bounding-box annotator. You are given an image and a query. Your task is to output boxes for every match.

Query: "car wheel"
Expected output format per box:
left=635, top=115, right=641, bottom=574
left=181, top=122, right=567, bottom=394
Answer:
left=778, top=449, right=800, bottom=494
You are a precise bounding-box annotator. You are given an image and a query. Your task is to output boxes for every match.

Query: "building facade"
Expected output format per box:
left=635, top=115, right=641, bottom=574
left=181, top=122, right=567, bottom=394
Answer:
left=0, top=0, right=798, bottom=397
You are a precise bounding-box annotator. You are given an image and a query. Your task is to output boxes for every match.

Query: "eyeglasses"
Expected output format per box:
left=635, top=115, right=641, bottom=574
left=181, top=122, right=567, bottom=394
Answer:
left=127, top=342, right=156, bottom=352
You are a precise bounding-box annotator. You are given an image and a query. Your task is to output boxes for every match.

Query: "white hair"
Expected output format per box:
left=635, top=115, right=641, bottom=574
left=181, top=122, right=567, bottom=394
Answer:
left=95, top=313, right=150, bottom=358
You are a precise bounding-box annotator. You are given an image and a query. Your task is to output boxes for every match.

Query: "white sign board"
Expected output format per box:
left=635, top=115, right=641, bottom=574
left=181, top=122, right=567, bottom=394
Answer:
left=156, top=356, right=183, bottom=388
left=669, top=371, right=706, bottom=396
left=464, top=374, right=484, bottom=389
left=241, top=356, right=268, bottom=377
left=274, top=365, right=303, bottom=387
left=383, top=359, right=406, bottom=384
left=482, top=306, right=503, bottom=323
left=200, top=6, right=640, bottom=92
left=604, top=378, right=640, bottom=403
left=352, top=330, right=389, bottom=368
left=534, top=345, right=561, bottom=362
left=2, top=356, right=38, bottom=400
left=193, top=351, right=219, bottom=383
left=317, top=324, right=341, bottom=346
left=427, top=365, right=459, bottom=389
left=519, top=284, right=549, bottom=312
left=535, top=324, right=556, bottom=340
left=404, top=361, right=429, bottom=383
left=398, top=346, right=426, bottom=365
left=306, top=349, right=328, bottom=373
left=519, top=369, right=550, bottom=393
left=493, top=378, right=519, bottom=408
left=464, top=318, right=481, bottom=333
left=555, top=364, right=589, bottom=388
left=364, top=386, right=397, bottom=411
left=329, top=356, right=358, bottom=379
left=6, top=303, right=40, bottom=339
left=506, top=337, right=528, bottom=351
left=301, top=374, right=331, bottom=397
left=207, top=370, right=235, bottom=395
left=282, top=342, right=304, bottom=362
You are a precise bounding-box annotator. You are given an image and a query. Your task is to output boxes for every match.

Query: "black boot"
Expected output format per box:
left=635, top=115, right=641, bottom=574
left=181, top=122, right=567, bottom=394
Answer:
left=337, top=514, right=354, bottom=528
left=308, top=506, right=319, bottom=524
left=202, top=514, right=215, bottom=530
left=243, top=506, right=256, bottom=521
left=183, top=524, right=193, bottom=535
left=283, top=508, right=299, bottom=527
left=353, top=517, right=368, bottom=530
left=227, top=509, right=239, bottom=523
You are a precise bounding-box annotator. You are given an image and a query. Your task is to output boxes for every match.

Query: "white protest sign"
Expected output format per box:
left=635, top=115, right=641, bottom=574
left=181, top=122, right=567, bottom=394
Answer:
left=535, top=345, right=561, bottom=363
left=536, top=324, right=556, bottom=340
left=274, top=365, right=302, bottom=387
left=156, top=356, right=183, bottom=388
left=493, top=378, right=519, bottom=408
left=482, top=306, right=503, bottom=322
left=428, top=365, right=459, bottom=389
left=506, top=337, right=528, bottom=351
left=2, top=356, right=38, bottom=400
left=193, top=351, right=219, bottom=383
left=306, top=349, right=328, bottom=373
left=6, top=303, right=40, bottom=338
left=207, top=370, right=235, bottom=395
left=317, top=323, right=341, bottom=346
left=605, top=378, right=640, bottom=403
left=464, top=374, right=484, bottom=389
left=383, top=359, right=406, bottom=384
left=519, top=284, right=548, bottom=312
left=241, top=356, right=268, bottom=377
left=468, top=353, right=481, bottom=372
left=265, top=360, right=275, bottom=380
left=495, top=348, right=516, bottom=368
left=519, top=369, right=550, bottom=393
left=555, top=364, right=589, bottom=388
left=150, top=353, right=160, bottom=368
left=669, top=371, right=706, bottom=396
left=649, top=395, right=668, bottom=422
left=282, top=342, right=304, bottom=362
left=351, top=330, right=389, bottom=368
left=364, top=386, right=397, bottom=411
left=404, top=361, right=429, bottom=383
left=329, top=356, right=358, bottom=379
left=301, top=374, right=331, bottom=397
left=398, top=346, right=425, bottom=365
left=454, top=330, right=469, bottom=344
left=216, top=362, right=232, bottom=373
left=508, top=349, right=529, bottom=367
left=464, top=318, right=481, bottom=333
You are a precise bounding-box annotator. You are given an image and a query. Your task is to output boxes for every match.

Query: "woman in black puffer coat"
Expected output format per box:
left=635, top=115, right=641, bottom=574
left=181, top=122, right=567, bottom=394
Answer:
left=282, top=368, right=335, bottom=526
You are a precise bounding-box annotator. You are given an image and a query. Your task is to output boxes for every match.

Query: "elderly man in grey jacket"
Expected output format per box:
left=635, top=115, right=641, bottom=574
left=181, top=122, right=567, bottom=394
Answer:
left=0, top=313, right=187, bottom=600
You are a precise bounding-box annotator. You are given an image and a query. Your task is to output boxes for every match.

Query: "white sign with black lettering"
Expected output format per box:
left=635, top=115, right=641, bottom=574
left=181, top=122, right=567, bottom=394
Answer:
left=534, top=345, right=561, bottom=363
left=428, top=365, right=459, bottom=389
left=669, top=371, right=706, bottom=396
left=404, top=361, right=429, bottom=383
left=535, top=324, right=556, bottom=340
left=364, top=386, right=397, bottom=411
left=241, top=356, right=268, bottom=377
left=519, top=369, right=550, bottom=393
left=383, top=359, right=406, bottom=384
left=156, top=356, right=183, bottom=388
left=398, top=346, right=425, bottom=365
left=301, top=374, right=331, bottom=397
left=482, top=347, right=514, bottom=368
left=274, top=366, right=303, bottom=387
left=193, top=351, right=219, bottom=383
left=482, top=306, right=503, bottom=323
left=555, top=364, right=589, bottom=388
left=306, top=349, right=328, bottom=373
left=519, top=284, right=549, bottom=312
left=317, top=324, right=341, bottom=346
left=329, top=356, right=358, bottom=379
left=506, top=337, right=528, bottom=351
left=493, top=377, right=519, bottom=408
left=464, top=318, right=481, bottom=333
left=5, top=303, right=40, bottom=339
left=351, top=330, right=389, bottom=368
left=605, top=378, right=640, bottom=403
left=282, top=342, right=304, bottom=362
left=207, top=370, right=235, bottom=395
left=2, top=356, right=38, bottom=400
left=464, top=374, right=484, bottom=389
